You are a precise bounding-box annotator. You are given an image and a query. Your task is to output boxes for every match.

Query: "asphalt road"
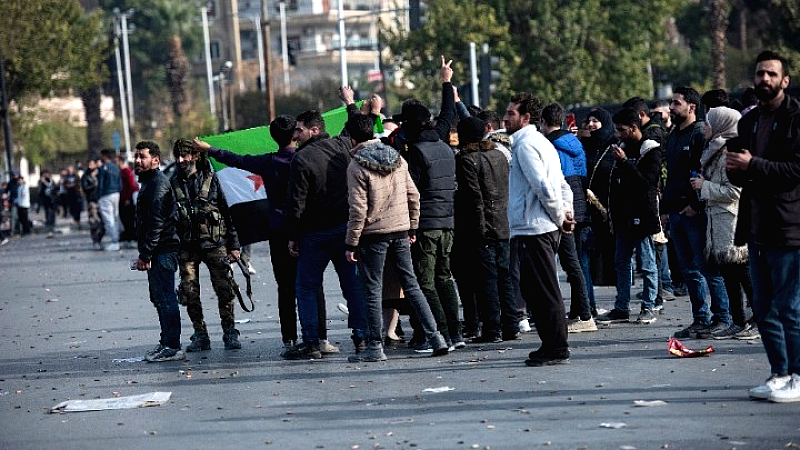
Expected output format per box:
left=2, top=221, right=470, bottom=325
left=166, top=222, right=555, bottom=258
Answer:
left=1, top=217, right=798, bottom=450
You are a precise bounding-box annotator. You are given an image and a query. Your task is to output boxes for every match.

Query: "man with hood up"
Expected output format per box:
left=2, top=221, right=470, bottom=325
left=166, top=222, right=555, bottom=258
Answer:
left=344, top=114, right=449, bottom=361
left=596, top=108, right=662, bottom=325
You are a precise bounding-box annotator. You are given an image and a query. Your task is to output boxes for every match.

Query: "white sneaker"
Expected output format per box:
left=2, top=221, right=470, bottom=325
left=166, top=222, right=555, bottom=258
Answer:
left=104, top=242, right=120, bottom=251
left=567, top=317, right=598, bottom=333
left=247, top=263, right=257, bottom=274
left=319, top=339, right=340, bottom=354
left=768, top=374, right=800, bottom=403
left=749, top=374, right=791, bottom=400
left=519, top=318, right=532, bottom=332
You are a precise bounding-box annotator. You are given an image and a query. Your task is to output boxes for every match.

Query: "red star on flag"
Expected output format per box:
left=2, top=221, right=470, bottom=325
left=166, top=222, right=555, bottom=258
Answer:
left=246, top=174, right=264, bottom=192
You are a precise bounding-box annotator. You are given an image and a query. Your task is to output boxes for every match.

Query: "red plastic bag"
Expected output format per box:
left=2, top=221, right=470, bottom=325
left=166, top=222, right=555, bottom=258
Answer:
left=668, top=337, right=714, bottom=358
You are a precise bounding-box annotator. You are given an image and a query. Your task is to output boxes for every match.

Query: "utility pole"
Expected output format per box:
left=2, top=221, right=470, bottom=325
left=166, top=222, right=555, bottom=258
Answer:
left=113, top=17, right=131, bottom=161
left=201, top=6, right=216, bottom=117
left=338, top=0, right=348, bottom=86
left=261, top=0, right=275, bottom=121
left=0, top=49, right=14, bottom=180
left=120, top=11, right=135, bottom=128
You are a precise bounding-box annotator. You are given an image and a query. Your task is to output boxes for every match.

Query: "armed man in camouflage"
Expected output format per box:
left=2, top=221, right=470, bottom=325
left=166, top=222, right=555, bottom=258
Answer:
left=171, top=139, right=243, bottom=351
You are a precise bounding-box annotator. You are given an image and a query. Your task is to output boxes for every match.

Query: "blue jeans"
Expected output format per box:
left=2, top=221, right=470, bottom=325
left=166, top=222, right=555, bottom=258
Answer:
left=296, top=223, right=367, bottom=344
left=669, top=213, right=731, bottom=325
left=147, top=252, right=181, bottom=349
left=656, top=241, right=674, bottom=293
left=750, top=243, right=800, bottom=376
left=614, top=232, right=658, bottom=312
left=358, top=236, right=438, bottom=344
left=575, top=224, right=596, bottom=310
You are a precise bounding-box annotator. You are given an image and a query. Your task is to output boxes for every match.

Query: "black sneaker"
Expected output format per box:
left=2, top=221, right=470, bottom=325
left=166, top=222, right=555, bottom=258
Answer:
left=282, top=342, right=322, bottom=360
left=673, top=321, right=710, bottom=339
left=595, top=308, right=630, bottom=323
left=146, top=346, right=186, bottom=362
left=471, top=333, right=502, bottom=344
left=186, top=332, right=211, bottom=352
left=502, top=331, right=521, bottom=341
left=696, top=321, right=732, bottom=339
left=525, top=349, right=570, bottom=367
left=223, top=328, right=242, bottom=350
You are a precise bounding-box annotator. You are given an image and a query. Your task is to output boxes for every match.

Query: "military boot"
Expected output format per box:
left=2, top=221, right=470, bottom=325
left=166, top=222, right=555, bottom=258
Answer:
left=223, top=328, right=242, bottom=350
left=186, top=332, right=211, bottom=352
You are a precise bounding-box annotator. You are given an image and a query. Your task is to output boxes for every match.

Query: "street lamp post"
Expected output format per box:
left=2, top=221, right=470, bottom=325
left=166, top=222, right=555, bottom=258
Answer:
left=113, top=17, right=132, bottom=161
left=338, top=0, right=348, bottom=87
left=0, top=49, right=14, bottom=180
left=120, top=10, right=135, bottom=129
left=219, top=61, right=233, bottom=132
left=201, top=6, right=216, bottom=118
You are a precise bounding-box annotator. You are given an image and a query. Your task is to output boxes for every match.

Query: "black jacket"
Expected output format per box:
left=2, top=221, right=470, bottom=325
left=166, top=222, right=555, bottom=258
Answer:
left=455, top=140, right=509, bottom=240
left=404, top=130, right=456, bottom=230
left=285, top=133, right=353, bottom=239
left=662, top=120, right=706, bottom=214
left=135, top=169, right=180, bottom=262
left=610, top=139, right=662, bottom=239
left=729, top=94, right=800, bottom=247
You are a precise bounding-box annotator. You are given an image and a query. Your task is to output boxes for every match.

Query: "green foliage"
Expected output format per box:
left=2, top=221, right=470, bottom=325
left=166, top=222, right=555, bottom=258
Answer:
left=100, top=0, right=204, bottom=122
left=0, top=0, right=109, bottom=101
left=19, top=119, right=87, bottom=167
left=383, top=0, right=512, bottom=109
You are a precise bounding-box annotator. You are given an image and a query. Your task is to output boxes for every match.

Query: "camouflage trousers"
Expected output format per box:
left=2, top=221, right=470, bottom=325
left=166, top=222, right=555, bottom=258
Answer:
left=178, top=246, right=236, bottom=334
left=87, top=201, right=104, bottom=244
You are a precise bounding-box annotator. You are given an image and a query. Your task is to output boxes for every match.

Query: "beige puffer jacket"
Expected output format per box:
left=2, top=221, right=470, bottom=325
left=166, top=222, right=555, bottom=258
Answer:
left=346, top=140, right=420, bottom=247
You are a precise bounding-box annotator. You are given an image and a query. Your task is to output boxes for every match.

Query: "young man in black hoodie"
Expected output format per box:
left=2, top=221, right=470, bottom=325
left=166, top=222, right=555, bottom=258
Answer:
left=663, top=87, right=732, bottom=339
left=596, top=108, right=662, bottom=325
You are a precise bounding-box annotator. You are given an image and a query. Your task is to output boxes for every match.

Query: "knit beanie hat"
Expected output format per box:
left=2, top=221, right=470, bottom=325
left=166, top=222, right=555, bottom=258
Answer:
left=457, top=116, right=486, bottom=147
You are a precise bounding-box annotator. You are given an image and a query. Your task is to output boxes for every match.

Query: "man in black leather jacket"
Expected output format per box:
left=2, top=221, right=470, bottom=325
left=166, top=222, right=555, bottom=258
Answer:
left=133, top=141, right=183, bottom=362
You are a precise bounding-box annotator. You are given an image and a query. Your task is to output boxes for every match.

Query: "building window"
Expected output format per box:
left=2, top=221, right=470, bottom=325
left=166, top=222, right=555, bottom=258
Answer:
left=207, top=0, right=216, bottom=17
left=210, top=41, right=220, bottom=59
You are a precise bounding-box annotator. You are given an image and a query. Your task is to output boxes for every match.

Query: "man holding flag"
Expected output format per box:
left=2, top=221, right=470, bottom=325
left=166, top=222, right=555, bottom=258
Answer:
left=193, top=116, right=337, bottom=356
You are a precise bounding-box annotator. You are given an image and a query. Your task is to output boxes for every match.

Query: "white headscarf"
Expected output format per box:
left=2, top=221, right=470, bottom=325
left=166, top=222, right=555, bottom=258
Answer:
left=702, top=106, right=741, bottom=166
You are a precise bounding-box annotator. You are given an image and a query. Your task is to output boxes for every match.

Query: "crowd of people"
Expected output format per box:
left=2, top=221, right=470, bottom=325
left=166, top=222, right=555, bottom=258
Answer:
left=7, top=49, right=798, bottom=404
left=0, top=151, right=139, bottom=250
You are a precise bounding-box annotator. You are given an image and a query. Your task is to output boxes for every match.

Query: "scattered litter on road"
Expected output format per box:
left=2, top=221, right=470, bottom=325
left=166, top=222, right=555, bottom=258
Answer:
left=234, top=318, right=250, bottom=324
left=668, top=338, right=714, bottom=358
left=50, top=391, right=171, bottom=413
left=112, top=357, right=144, bottom=363
left=633, top=400, right=668, bottom=407
left=599, top=422, right=627, bottom=429
left=423, top=386, right=455, bottom=393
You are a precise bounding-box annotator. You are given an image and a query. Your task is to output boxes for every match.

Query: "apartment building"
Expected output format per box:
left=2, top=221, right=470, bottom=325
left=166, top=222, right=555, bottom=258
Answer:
left=206, top=0, right=409, bottom=94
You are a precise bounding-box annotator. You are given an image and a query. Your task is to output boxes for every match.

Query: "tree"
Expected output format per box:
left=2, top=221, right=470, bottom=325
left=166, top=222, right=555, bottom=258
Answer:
left=383, top=0, right=512, bottom=109
left=706, top=0, right=731, bottom=89
left=0, top=0, right=108, bottom=169
left=100, top=0, right=203, bottom=131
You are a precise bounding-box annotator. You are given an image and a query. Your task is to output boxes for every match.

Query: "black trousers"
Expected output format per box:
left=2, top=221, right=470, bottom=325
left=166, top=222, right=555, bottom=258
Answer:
left=719, top=262, right=753, bottom=326
left=269, top=229, right=327, bottom=342
left=513, top=231, right=569, bottom=354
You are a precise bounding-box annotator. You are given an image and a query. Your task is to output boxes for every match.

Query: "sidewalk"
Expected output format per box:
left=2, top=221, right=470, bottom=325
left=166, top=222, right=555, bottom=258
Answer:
left=0, top=224, right=798, bottom=450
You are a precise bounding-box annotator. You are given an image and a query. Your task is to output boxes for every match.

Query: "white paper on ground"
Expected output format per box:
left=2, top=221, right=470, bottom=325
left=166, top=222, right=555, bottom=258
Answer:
left=599, top=422, right=627, bottom=429
left=234, top=318, right=251, bottom=324
left=422, top=386, right=455, bottom=393
left=633, top=400, right=667, bottom=407
left=51, top=392, right=172, bottom=413
left=112, top=356, right=144, bottom=363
